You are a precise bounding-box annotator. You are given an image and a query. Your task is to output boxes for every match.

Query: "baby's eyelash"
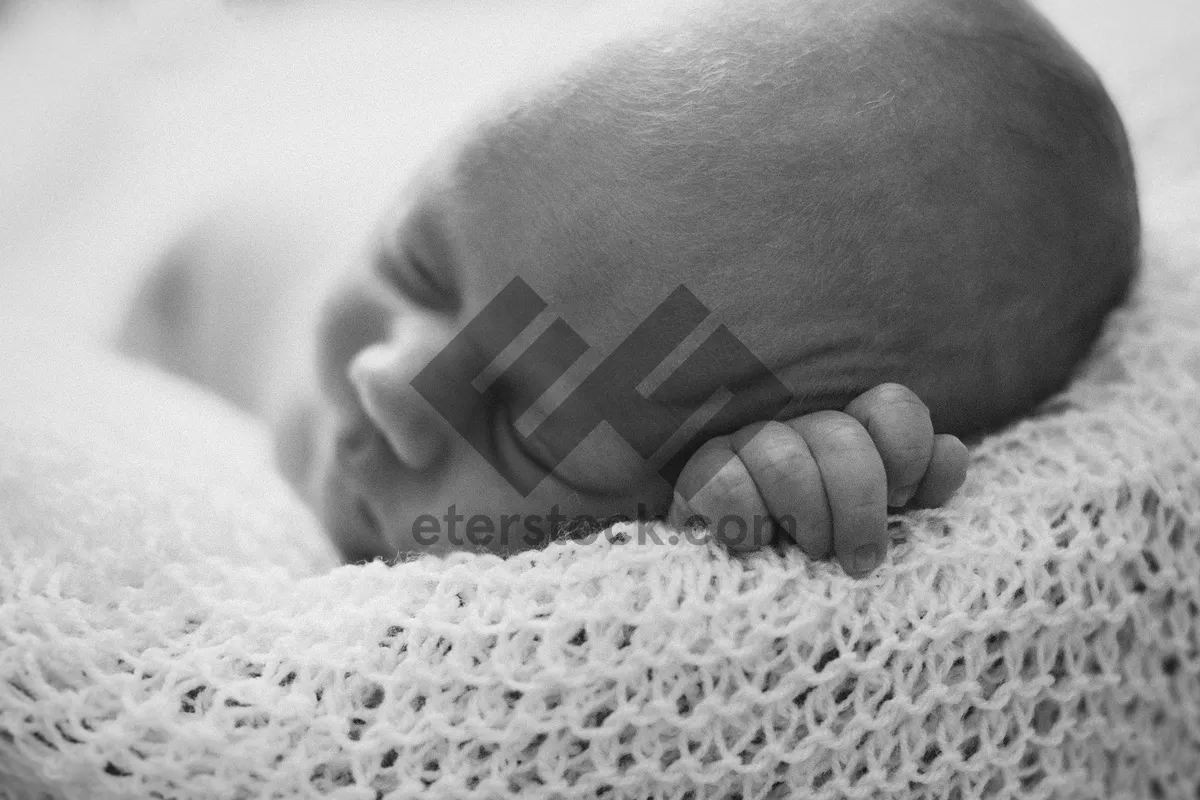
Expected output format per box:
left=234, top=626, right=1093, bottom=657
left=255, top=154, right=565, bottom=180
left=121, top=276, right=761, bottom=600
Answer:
left=375, top=241, right=452, bottom=310
left=408, top=255, right=438, bottom=288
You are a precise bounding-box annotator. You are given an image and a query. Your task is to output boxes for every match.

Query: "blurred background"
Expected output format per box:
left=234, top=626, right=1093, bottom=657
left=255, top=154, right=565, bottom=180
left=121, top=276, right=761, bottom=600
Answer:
left=0, top=0, right=1197, bottom=349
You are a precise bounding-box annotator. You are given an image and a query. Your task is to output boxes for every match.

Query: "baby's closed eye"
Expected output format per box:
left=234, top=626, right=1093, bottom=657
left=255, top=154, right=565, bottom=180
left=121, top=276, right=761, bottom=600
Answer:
left=374, top=204, right=461, bottom=313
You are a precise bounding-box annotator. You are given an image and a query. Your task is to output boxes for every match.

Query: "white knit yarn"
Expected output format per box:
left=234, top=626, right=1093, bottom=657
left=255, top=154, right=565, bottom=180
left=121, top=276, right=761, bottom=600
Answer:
left=2, top=241, right=1199, bottom=799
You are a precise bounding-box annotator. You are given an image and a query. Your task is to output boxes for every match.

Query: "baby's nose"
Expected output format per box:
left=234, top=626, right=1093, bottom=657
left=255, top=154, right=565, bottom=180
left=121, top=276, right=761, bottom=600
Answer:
left=348, top=318, right=451, bottom=472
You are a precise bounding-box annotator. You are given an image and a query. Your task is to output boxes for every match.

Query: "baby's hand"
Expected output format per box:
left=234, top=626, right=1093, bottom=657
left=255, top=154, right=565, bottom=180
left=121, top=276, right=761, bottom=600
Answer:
left=668, top=383, right=968, bottom=577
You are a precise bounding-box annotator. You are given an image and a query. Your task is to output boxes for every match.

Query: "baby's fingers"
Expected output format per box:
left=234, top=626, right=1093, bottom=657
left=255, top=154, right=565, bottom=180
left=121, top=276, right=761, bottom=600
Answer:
left=670, top=436, right=772, bottom=551
left=843, top=383, right=933, bottom=508
left=729, top=421, right=832, bottom=559
left=790, top=411, right=888, bottom=577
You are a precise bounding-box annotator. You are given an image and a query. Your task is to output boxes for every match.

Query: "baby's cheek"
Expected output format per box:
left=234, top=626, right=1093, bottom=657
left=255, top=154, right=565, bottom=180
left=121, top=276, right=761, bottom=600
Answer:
left=314, top=278, right=394, bottom=411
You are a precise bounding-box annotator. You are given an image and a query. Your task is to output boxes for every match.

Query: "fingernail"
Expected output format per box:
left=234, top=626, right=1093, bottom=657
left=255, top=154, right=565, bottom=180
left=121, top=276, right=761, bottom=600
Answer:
left=888, top=484, right=918, bottom=508
left=852, top=543, right=882, bottom=575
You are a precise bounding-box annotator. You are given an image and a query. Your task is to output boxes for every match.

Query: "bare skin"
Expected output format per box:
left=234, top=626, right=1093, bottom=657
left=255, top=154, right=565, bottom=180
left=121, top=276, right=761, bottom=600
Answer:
left=120, top=0, right=1137, bottom=577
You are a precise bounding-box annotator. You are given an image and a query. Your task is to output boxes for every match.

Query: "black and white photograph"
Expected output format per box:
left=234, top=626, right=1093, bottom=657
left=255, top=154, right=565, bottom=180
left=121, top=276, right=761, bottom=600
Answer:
left=1, top=0, right=1198, bottom=797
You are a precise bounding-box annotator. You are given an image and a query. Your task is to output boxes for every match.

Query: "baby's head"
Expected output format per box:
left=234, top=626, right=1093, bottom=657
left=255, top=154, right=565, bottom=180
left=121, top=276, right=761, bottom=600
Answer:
left=287, top=0, right=1138, bottom=560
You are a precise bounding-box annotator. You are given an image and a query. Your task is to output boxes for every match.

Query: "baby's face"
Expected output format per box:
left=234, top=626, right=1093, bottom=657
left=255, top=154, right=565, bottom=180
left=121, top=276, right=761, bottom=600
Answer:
left=287, top=183, right=683, bottom=558
left=279, top=16, right=920, bottom=561
left=281, top=99, right=826, bottom=561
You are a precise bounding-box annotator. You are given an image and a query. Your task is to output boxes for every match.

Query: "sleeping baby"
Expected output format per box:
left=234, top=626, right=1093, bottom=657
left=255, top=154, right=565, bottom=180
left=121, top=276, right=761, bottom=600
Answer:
left=119, top=0, right=1139, bottom=577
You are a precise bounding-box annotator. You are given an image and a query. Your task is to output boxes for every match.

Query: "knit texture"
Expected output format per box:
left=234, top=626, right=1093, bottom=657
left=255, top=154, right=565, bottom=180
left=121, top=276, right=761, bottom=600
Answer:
left=2, top=244, right=1199, bottom=799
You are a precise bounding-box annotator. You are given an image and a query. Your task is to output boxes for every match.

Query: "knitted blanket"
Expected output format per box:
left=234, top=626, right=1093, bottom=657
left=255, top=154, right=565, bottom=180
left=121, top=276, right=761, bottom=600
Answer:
left=3, top=1, right=1200, bottom=797
left=2, top=237, right=1199, bottom=798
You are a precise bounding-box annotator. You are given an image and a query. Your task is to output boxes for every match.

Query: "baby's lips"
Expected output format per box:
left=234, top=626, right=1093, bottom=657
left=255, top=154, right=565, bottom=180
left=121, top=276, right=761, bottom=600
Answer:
left=348, top=343, right=446, bottom=471
left=333, top=413, right=396, bottom=490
